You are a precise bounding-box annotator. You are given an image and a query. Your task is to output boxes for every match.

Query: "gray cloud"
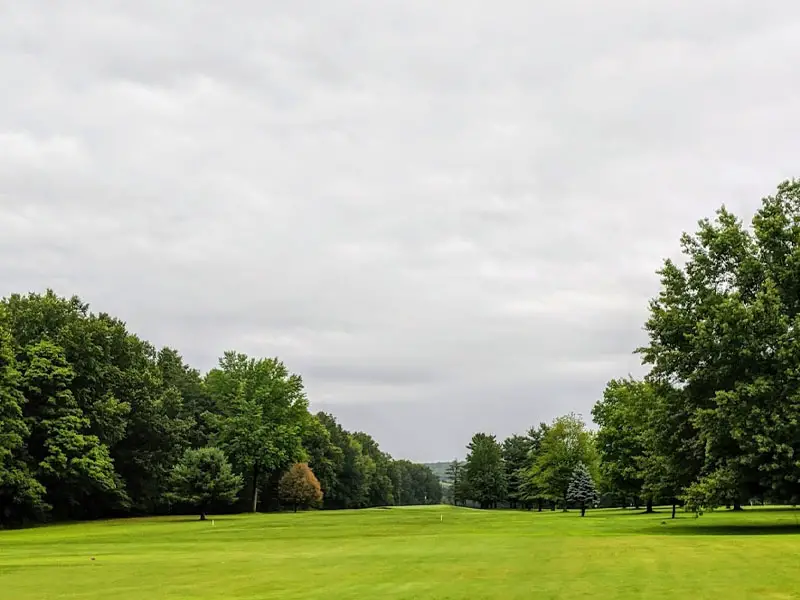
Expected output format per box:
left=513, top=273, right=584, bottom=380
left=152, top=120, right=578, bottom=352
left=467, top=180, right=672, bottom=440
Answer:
left=2, top=1, right=800, bottom=461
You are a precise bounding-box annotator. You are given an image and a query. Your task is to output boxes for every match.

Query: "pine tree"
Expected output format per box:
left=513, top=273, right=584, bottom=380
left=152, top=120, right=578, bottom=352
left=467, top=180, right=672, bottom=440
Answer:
left=168, top=447, right=243, bottom=520
left=464, top=433, right=507, bottom=509
left=567, top=462, right=599, bottom=516
left=445, top=460, right=463, bottom=506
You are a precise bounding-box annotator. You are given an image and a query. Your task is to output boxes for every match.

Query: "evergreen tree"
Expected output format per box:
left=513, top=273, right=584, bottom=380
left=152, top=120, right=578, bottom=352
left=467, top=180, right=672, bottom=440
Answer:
left=168, top=447, right=242, bottom=520
left=445, top=460, right=464, bottom=506
left=502, top=434, right=533, bottom=508
left=567, top=462, right=599, bottom=517
left=464, top=433, right=507, bottom=509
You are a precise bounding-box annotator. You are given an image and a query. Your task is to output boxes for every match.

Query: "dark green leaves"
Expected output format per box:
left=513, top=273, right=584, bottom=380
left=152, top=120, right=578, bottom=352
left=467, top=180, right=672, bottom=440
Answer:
left=168, top=447, right=242, bottom=518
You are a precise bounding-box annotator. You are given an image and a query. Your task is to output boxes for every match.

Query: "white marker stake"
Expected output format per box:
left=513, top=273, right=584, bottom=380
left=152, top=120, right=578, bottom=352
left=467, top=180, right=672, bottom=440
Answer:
left=212, top=520, right=215, bottom=527
left=440, top=515, right=443, bottom=522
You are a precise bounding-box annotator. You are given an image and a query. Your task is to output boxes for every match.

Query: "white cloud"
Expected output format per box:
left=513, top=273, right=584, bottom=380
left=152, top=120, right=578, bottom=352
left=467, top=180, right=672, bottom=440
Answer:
left=2, top=0, right=799, bottom=460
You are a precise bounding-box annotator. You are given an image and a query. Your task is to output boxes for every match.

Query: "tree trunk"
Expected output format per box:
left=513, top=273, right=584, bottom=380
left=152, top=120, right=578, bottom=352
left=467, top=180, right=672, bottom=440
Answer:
left=551, top=501, right=556, bottom=511
left=645, top=498, right=654, bottom=513
left=250, top=464, right=261, bottom=513
left=581, top=503, right=586, bottom=517
left=671, top=502, right=677, bottom=519
left=733, top=500, right=743, bottom=511
left=200, top=512, right=206, bottom=521
left=562, top=496, right=568, bottom=512
left=634, top=497, right=640, bottom=510
left=293, top=504, right=297, bottom=513
left=537, top=500, right=543, bottom=512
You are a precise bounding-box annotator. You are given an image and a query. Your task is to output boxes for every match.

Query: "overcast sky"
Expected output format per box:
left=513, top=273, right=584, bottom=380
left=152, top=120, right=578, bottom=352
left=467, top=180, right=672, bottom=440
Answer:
left=1, top=2, right=799, bottom=462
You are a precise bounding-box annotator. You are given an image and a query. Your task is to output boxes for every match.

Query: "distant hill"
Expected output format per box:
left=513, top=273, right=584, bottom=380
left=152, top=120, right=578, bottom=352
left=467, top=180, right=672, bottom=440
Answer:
left=423, top=461, right=458, bottom=483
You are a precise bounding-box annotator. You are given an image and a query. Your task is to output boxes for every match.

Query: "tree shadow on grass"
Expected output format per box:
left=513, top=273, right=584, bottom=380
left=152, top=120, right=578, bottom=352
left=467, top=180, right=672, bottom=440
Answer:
left=647, top=522, right=800, bottom=536
left=601, top=510, right=666, bottom=517
left=160, top=516, right=236, bottom=522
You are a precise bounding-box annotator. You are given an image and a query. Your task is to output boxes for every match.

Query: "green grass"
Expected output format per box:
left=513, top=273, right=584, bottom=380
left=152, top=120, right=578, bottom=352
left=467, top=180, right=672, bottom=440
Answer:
left=3, top=506, right=800, bottom=599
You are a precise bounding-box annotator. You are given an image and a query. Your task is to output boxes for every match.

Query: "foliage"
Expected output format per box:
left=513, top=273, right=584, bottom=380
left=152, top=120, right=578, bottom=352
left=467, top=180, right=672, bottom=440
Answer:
left=421, top=462, right=451, bottom=482
left=638, top=180, right=800, bottom=509
left=524, top=414, right=598, bottom=509
left=0, top=290, right=439, bottom=526
left=0, top=319, right=47, bottom=524
left=207, top=352, right=309, bottom=512
left=566, top=462, right=599, bottom=516
left=444, top=460, right=465, bottom=505
left=20, top=340, right=124, bottom=517
left=502, top=434, right=533, bottom=508
left=353, top=431, right=396, bottom=507
left=463, top=433, right=507, bottom=508
left=517, top=423, right=550, bottom=509
left=391, top=460, right=443, bottom=506
left=300, top=413, right=343, bottom=503
left=168, top=447, right=242, bottom=519
left=592, top=378, right=658, bottom=508
left=278, top=463, right=323, bottom=511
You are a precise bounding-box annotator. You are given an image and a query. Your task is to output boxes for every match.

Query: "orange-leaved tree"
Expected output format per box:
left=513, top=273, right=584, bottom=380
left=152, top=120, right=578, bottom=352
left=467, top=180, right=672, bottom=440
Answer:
left=278, top=462, right=323, bottom=512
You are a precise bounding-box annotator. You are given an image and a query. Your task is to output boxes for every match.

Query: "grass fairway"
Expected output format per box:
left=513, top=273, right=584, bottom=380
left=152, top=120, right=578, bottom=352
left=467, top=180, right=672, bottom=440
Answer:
left=2, top=506, right=800, bottom=599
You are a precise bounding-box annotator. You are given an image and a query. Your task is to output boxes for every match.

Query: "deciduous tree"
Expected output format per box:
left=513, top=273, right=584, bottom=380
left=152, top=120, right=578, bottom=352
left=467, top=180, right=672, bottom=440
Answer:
left=21, top=341, right=124, bottom=518
left=208, top=353, right=308, bottom=512
left=0, top=320, right=46, bottom=525
left=278, top=463, right=323, bottom=512
left=525, top=414, right=597, bottom=510
left=640, top=180, right=800, bottom=509
left=592, top=378, right=651, bottom=510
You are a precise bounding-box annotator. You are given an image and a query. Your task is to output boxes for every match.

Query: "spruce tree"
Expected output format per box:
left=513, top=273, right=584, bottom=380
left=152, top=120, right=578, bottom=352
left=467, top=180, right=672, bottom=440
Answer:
left=567, top=462, right=599, bottom=516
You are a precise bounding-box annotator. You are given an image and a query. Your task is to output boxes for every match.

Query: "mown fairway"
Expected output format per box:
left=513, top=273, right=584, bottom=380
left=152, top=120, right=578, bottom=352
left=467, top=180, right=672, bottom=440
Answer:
left=2, top=506, right=800, bottom=600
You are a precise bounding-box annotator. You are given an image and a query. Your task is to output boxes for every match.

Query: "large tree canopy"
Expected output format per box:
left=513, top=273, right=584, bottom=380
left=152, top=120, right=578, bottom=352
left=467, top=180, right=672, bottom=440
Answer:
left=524, top=414, right=598, bottom=509
left=592, top=379, right=651, bottom=508
left=0, top=291, right=442, bottom=527
left=640, top=180, right=800, bottom=509
left=207, top=352, right=309, bottom=513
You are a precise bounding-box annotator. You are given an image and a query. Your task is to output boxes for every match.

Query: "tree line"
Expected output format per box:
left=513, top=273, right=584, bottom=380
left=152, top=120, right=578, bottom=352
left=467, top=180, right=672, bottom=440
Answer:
left=0, top=292, right=441, bottom=526
left=445, top=414, right=599, bottom=514
left=450, top=180, right=800, bottom=516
